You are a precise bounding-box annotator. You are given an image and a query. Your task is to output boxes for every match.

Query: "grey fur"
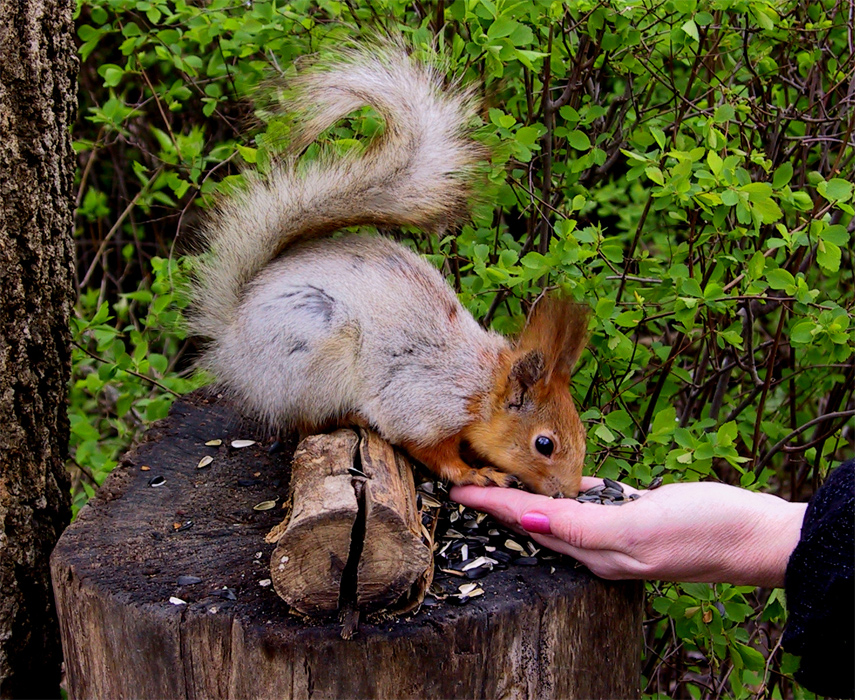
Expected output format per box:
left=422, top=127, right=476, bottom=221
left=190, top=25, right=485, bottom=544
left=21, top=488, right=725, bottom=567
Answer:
left=190, top=45, right=508, bottom=447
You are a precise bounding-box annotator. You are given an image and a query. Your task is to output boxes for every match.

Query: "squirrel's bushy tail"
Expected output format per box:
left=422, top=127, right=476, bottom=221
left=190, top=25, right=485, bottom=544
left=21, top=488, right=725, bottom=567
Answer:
left=189, top=43, right=485, bottom=338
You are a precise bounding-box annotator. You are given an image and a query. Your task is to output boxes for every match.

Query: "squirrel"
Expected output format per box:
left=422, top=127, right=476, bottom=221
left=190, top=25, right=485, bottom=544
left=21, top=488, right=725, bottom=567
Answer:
left=189, top=44, right=590, bottom=498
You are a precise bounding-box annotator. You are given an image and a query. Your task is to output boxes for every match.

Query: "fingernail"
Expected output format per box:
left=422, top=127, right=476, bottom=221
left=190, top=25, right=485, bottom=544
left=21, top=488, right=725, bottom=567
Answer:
left=520, top=512, right=551, bottom=535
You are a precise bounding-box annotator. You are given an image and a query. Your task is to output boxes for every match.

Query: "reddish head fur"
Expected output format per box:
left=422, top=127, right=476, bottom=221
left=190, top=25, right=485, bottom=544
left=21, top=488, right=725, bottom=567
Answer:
left=462, top=297, right=591, bottom=497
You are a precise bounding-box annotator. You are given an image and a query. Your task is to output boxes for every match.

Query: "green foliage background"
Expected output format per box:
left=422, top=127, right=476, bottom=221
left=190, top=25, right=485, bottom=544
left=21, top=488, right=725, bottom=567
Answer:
left=71, top=0, right=853, bottom=696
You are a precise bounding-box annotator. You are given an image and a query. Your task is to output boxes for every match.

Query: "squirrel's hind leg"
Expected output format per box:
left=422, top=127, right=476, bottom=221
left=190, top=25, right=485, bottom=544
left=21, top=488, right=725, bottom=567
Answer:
left=402, top=436, right=517, bottom=488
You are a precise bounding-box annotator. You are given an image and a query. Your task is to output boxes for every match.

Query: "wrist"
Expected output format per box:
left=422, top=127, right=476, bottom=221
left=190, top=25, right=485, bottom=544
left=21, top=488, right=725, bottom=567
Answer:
left=726, top=493, right=807, bottom=588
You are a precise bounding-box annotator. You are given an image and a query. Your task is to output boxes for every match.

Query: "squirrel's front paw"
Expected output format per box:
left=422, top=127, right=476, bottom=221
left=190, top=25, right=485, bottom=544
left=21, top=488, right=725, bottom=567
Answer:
left=458, top=467, right=518, bottom=489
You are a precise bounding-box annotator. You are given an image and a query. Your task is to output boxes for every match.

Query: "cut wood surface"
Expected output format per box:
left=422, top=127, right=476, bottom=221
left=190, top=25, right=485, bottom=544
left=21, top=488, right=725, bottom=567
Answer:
left=52, top=391, right=644, bottom=700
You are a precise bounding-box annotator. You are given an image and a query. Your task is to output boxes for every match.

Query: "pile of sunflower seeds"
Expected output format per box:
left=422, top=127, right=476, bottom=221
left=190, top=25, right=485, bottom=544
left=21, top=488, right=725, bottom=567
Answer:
left=417, top=482, right=558, bottom=606
left=573, top=478, right=640, bottom=505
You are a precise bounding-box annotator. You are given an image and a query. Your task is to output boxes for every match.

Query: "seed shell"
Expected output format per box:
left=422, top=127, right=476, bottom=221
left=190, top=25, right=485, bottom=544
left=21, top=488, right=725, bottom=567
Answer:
left=231, top=439, right=256, bottom=449
left=197, top=455, right=214, bottom=469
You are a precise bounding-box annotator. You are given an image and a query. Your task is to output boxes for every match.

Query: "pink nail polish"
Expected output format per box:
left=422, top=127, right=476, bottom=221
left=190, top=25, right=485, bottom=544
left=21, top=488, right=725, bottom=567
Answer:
left=520, top=512, right=551, bottom=535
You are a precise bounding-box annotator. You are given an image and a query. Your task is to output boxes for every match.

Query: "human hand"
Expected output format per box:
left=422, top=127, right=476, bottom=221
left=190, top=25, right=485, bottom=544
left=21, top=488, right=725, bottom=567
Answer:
left=450, top=477, right=807, bottom=588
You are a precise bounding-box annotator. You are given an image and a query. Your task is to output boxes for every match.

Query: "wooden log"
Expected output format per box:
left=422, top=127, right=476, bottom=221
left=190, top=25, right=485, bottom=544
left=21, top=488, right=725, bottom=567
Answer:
left=354, top=428, right=433, bottom=612
left=268, top=430, right=360, bottom=615
left=51, top=391, right=643, bottom=700
left=268, top=428, right=432, bottom=617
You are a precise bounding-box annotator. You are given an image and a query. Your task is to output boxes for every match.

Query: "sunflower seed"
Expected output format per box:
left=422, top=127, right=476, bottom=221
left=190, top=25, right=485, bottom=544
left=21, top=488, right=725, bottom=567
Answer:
left=603, top=478, right=624, bottom=492
left=514, top=556, right=539, bottom=566
left=197, top=455, right=214, bottom=469
left=465, top=566, right=490, bottom=580
left=205, top=439, right=222, bottom=447
left=214, top=587, right=236, bottom=600
left=420, top=494, right=442, bottom=509
left=177, top=576, right=202, bottom=586
left=461, top=556, right=493, bottom=572
left=253, top=500, right=277, bottom=511
left=148, top=475, right=166, bottom=487
left=504, top=539, right=526, bottom=553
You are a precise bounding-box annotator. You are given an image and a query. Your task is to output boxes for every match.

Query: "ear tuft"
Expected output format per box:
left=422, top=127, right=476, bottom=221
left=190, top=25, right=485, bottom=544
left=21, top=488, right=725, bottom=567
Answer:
left=507, top=349, right=544, bottom=409
left=518, top=296, right=591, bottom=380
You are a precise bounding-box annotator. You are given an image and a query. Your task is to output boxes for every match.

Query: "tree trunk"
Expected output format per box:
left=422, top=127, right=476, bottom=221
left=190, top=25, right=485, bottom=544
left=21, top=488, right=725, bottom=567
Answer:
left=0, top=0, right=77, bottom=696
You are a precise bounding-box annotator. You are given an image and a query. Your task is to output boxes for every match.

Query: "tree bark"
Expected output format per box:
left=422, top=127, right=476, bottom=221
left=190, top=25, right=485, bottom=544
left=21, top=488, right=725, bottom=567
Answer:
left=0, top=0, right=77, bottom=696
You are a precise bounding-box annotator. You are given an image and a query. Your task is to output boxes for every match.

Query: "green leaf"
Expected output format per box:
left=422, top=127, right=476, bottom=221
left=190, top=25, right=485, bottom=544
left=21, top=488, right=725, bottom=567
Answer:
left=717, top=421, right=738, bottom=447
left=645, top=166, right=664, bottom=185
left=817, top=239, right=841, bottom=273
left=772, top=162, right=793, bottom=189
left=707, top=151, right=723, bottom=177
left=681, top=19, right=699, bottom=42
left=487, top=17, right=517, bottom=39
left=822, top=178, right=853, bottom=202
left=604, top=409, right=633, bottom=432
left=790, top=320, right=815, bottom=344
left=594, top=424, right=616, bottom=442
left=736, top=643, right=766, bottom=672
left=681, top=582, right=713, bottom=600
left=714, top=104, right=735, bottom=123
left=515, top=125, right=541, bottom=147
left=596, top=298, right=615, bottom=318
left=650, top=406, right=677, bottom=437
left=748, top=251, right=766, bottom=278
left=680, top=278, right=703, bottom=297
left=752, top=197, right=783, bottom=224
left=765, top=268, right=794, bottom=290
left=567, top=130, right=591, bottom=150
left=741, top=182, right=773, bottom=201
left=820, top=224, right=849, bottom=245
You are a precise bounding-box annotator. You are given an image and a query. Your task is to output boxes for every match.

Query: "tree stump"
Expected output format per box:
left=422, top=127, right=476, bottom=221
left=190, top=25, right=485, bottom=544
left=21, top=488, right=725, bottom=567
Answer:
left=52, top=391, right=643, bottom=700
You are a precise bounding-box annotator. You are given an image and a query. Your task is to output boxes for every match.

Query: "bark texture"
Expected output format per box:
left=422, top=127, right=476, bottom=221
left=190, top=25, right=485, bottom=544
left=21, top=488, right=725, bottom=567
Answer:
left=0, top=0, right=77, bottom=696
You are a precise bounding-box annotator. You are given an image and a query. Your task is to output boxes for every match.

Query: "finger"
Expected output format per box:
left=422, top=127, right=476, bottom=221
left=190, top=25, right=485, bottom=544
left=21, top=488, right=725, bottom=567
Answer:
left=449, top=484, right=557, bottom=526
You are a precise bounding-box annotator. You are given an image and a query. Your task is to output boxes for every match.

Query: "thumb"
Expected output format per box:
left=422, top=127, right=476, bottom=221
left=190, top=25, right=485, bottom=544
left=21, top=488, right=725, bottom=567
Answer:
left=516, top=499, right=630, bottom=553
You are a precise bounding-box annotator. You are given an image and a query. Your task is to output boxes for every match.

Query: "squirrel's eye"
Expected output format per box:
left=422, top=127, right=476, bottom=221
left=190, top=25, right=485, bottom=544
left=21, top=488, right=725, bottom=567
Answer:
left=534, top=435, right=554, bottom=457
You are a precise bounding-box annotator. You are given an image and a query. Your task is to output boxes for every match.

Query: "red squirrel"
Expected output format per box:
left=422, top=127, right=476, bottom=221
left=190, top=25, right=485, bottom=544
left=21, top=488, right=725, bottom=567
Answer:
left=189, top=44, right=590, bottom=497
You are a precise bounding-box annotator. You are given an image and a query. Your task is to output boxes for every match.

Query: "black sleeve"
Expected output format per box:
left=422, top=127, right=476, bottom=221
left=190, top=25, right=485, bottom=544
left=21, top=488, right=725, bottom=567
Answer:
left=782, top=459, right=854, bottom=698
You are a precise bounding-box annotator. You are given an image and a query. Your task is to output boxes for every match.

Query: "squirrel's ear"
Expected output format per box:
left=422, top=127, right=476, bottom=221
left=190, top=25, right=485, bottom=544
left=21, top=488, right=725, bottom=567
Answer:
left=506, top=349, right=544, bottom=409
left=518, top=296, right=590, bottom=379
